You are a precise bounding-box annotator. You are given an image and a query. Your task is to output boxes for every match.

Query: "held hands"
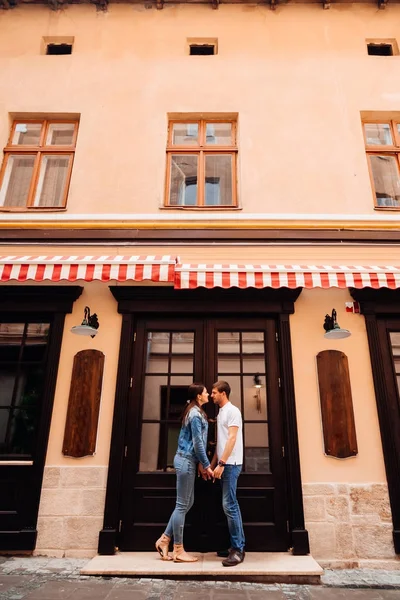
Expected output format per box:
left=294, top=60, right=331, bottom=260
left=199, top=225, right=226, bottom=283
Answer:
left=198, top=464, right=215, bottom=481
left=213, top=464, right=225, bottom=480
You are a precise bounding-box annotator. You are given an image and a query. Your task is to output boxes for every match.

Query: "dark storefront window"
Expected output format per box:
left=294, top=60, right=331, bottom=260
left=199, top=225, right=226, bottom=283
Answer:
left=0, top=322, right=50, bottom=458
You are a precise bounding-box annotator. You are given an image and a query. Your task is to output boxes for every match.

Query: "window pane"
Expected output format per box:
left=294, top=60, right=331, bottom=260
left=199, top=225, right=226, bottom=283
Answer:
left=0, top=409, right=9, bottom=448
left=139, top=423, right=161, bottom=471
left=216, top=375, right=241, bottom=411
left=46, top=123, right=75, bottom=146
left=0, top=324, right=25, bottom=361
left=6, top=408, right=39, bottom=455
left=22, top=323, right=50, bottom=361
left=218, top=354, right=241, bottom=373
left=370, top=155, right=400, bottom=207
left=14, top=365, right=45, bottom=409
left=169, top=155, right=198, bottom=206
left=146, top=332, right=169, bottom=373
left=142, top=375, right=167, bottom=420
left=0, top=367, right=17, bottom=407
left=170, top=375, right=192, bottom=386
left=389, top=332, right=400, bottom=398
left=242, top=332, right=265, bottom=373
left=11, top=123, right=42, bottom=146
left=33, top=155, right=70, bottom=207
left=364, top=123, right=393, bottom=146
left=206, top=123, right=232, bottom=145
left=243, top=375, right=267, bottom=420
left=218, top=331, right=240, bottom=353
left=217, top=330, right=241, bottom=373
left=166, top=424, right=180, bottom=468
left=205, top=155, right=233, bottom=205
left=0, top=155, right=35, bottom=207
left=245, top=423, right=270, bottom=473
left=0, top=408, right=38, bottom=456
left=172, top=123, right=198, bottom=145
left=171, top=332, right=194, bottom=373
left=168, top=385, right=189, bottom=420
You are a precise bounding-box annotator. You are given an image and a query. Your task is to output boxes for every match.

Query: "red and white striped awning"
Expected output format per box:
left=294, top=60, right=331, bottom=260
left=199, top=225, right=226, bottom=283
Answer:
left=0, top=255, right=176, bottom=283
left=3, top=257, right=400, bottom=290
left=175, top=264, right=400, bottom=290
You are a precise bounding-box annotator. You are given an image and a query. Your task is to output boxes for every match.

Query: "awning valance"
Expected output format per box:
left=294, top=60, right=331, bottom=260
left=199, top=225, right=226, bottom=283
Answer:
left=174, top=264, right=400, bottom=290
left=0, top=255, right=176, bottom=283
left=2, top=258, right=400, bottom=290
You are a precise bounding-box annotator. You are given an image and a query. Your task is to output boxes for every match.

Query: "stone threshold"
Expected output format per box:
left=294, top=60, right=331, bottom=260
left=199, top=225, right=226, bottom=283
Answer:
left=80, top=552, right=323, bottom=584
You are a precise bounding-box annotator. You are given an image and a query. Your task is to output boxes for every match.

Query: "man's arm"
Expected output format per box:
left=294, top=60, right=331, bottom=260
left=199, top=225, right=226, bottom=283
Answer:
left=210, top=451, right=218, bottom=470
left=213, top=426, right=238, bottom=480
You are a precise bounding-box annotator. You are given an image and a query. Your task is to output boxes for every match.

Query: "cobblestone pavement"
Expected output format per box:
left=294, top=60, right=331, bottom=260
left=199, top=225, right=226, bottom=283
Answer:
left=0, top=557, right=399, bottom=600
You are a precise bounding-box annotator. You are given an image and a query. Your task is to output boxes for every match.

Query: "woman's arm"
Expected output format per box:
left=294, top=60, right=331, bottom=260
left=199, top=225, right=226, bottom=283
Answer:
left=189, top=414, right=211, bottom=469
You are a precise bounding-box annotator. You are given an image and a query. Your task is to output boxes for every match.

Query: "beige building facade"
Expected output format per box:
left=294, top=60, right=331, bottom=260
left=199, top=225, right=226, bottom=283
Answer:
left=1, top=2, right=400, bottom=570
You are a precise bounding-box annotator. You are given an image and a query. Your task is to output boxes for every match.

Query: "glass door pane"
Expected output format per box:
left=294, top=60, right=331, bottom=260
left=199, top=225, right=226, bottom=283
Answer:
left=139, top=330, right=195, bottom=472
left=217, top=330, right=270, bottom=472
left=389, top=332, right=400, bottom=399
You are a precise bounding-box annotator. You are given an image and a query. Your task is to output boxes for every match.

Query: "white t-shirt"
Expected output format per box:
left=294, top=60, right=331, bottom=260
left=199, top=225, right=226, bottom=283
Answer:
left=216, top=401, right=243, bottom=465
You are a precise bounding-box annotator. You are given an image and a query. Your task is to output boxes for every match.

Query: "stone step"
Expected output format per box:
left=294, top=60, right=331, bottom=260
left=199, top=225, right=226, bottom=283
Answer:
left=81, top=552, right=323, bottom=584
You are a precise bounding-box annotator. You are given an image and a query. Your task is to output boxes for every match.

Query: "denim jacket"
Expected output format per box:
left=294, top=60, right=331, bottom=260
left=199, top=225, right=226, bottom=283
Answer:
left=176, top=406, right=210, bottom=469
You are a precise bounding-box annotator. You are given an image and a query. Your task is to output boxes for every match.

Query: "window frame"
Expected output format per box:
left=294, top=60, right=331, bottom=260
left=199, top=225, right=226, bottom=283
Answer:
left=363, top=118, right=400, bottom=210
left=165, top=119, right=238, bottom=208
left=0, top=119, right=79, bottom=211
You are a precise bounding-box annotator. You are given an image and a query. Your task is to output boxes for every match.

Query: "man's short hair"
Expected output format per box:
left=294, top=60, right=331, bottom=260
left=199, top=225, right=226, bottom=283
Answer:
left=212, top=380, right=231, bottom=398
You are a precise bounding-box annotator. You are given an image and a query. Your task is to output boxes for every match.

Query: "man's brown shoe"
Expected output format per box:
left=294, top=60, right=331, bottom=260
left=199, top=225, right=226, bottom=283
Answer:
left=221, top=548, right=245, bottom=567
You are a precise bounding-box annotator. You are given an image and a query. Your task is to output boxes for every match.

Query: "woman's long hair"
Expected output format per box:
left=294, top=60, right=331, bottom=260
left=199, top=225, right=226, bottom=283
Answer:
left=181, top=383, right=207, bottom=424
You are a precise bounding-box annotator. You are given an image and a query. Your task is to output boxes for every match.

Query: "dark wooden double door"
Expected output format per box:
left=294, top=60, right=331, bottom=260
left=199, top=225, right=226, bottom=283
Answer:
left=119, top=316, right=289, bottom=552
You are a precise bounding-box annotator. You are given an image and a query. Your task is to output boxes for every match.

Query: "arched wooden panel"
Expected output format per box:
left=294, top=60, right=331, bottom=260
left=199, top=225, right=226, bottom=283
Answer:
left=62, top=349, right=104, bottom=458
left=316, top=350, right=358, bottom=459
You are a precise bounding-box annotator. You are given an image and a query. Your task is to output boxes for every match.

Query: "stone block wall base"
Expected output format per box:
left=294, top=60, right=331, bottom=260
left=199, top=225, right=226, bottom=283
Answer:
left=33, top=549, right=65, bottom=558
left=319, top=559, right=400, bottom=570
left=318, top=560, right=360, bottom=569
left=35, top=466, right=107, bottom=556
left=65, top=549, right=97, bottom=558
left=359, top=559, right=400, bottom=570
left=0, top=550, right=32, bottom=556
left=34, top=472, right=400, bottom=564
left=304, top=482, right=398, bottom=565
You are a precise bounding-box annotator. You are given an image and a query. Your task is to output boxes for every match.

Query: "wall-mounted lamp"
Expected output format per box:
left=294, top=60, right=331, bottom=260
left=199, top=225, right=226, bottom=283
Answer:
left=71, top=306, right=99, bottom=338
left=323, top=309, right=351, bottom=340
left=253, top=373, right=262, bottom=413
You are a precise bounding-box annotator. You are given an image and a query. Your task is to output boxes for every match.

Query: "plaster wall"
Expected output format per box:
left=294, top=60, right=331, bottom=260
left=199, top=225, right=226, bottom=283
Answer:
left=30, top=277, right=395, bottom=560
left=41, top=277, right=385, bottom=482
left=1, top=5, right=400, bottom=217
left=0, top=244, right=393, bottom=484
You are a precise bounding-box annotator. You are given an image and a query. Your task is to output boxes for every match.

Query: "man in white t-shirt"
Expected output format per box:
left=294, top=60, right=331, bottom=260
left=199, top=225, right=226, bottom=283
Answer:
left=210, top=380, right=245, bottom=566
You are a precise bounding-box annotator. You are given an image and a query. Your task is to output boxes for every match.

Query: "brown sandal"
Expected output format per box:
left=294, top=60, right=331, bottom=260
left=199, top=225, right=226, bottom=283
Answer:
left=155, top=533, right=172, bottom=561
left=172, top=543, right=198, bottom=563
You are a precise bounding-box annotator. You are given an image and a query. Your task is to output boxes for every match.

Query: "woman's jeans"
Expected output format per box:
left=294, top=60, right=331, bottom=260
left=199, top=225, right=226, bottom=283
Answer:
left=222, top=464, right=245, bottom=552
left=164, top=453, right=196, bottom=545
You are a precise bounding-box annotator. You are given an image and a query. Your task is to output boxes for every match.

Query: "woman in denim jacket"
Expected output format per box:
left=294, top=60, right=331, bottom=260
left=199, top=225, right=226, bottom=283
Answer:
left=155, top=383, right=213, bottom=563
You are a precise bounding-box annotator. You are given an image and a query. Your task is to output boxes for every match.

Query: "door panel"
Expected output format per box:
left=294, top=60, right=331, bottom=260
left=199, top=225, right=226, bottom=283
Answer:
left=0, top=320, right=52, bottom=547
left=120, top=317, right=288, bottom=552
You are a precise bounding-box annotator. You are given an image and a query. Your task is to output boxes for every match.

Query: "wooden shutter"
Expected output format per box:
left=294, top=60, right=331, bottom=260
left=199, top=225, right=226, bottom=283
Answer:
left=62, top=349, right=105, bottom=458
left=316, top=350, right=358, bottom=459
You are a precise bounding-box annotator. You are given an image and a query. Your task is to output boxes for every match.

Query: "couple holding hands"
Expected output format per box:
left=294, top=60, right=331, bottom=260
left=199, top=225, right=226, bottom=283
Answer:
left=155, top=381, right=245, bottom=568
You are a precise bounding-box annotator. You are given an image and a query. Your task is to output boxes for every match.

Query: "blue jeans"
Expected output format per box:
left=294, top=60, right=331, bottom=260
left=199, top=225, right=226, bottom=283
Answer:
left=222, top=464, right=245, bottom=552
left=164, top=453, right=196, bottom=544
